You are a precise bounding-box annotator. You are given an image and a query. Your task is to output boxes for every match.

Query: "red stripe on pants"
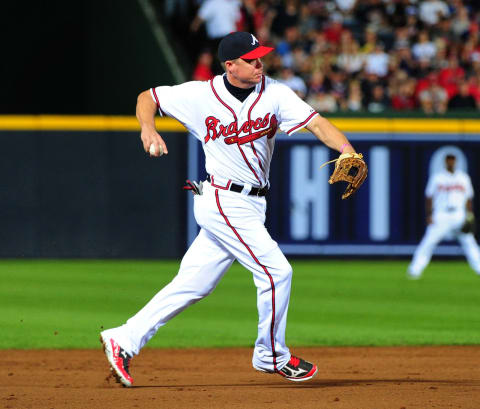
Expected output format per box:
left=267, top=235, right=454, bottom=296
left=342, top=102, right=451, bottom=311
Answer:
left=214, top=189, right=278, bottom=371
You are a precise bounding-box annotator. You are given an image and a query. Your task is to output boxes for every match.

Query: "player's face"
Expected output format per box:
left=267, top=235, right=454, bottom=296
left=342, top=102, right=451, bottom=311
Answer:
left=446, top=157, right=456, bottom=172
left=226, top=58, right=264, bottom=88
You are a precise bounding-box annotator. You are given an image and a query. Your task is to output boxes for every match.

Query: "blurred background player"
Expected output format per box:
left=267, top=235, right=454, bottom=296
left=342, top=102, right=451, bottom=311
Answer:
left=407, top=153, right=480, bottom=279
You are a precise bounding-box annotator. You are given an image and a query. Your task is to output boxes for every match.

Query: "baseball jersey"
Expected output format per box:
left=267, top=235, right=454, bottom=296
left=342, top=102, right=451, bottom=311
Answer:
left=151, top=75, right=318, bottom=187
left=426, top=169, right=473, bottom=213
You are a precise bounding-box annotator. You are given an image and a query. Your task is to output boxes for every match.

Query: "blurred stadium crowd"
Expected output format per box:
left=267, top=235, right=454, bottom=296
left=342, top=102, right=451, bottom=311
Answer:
left=163, top=0, right=480, bottom=114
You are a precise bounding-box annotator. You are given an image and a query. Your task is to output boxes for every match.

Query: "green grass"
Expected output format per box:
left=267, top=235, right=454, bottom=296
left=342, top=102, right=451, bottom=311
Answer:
left=1, top=259, right=479, bottom=349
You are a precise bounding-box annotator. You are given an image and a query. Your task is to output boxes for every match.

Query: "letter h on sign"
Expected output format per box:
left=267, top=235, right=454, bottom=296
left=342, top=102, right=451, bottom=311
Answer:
left=290, top=146, right=329, bottom=240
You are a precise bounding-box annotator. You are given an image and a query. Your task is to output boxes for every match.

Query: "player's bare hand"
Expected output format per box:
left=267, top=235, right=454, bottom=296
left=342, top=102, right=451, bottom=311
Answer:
left=140, top=128, right=168, bottom=157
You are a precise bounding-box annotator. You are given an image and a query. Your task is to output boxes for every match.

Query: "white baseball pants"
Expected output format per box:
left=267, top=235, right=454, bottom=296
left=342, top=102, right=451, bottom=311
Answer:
left=103, top=180, right=292, bottom=372
left=408, top=210, right=480, bottom=276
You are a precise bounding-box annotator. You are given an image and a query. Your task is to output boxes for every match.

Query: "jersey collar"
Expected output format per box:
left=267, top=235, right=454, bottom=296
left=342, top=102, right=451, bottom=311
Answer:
left=213, top=75, right=263, bottom=112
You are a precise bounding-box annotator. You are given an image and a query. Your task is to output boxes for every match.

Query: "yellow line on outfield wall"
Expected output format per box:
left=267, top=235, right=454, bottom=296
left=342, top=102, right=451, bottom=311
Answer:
left=0, top=115, right=185, bottom=131
left=0, top=115, right=479, bottom=133
left=329, top=118, right=480, bottom=133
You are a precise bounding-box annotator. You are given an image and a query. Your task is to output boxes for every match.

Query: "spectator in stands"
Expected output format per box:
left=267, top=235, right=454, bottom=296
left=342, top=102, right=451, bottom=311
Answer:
left=324, top=12, right=346, bottom=49
left=361, top=72, right=385, bottom=108
left=306, top=89, right=338, bottom=113
left=309, top=30, right=329, bottom=56
left=354, top=0, right=388, bottom=33
left=412, top=30, right=437, bottom=62
left=335, top=0, right=358, bottom=29
left=190, top=0, right=241, bottom=73
left=439, top=54, right=465, bottom=99
left=346, top=80, right=363, bottom=112
left=192, top=50, right=215, bottom=81
left=264, top=52, right=284, bottom=77
left=298, top=3, right=317, bottom=37
left=236, top=0, right=256, bottom=33
left=291, top=45, right=311, bottom=74
left=470, top=38, right=480, bottom=68
left=365, top=6, right=393, bottom=48
left=413, top=59, right=435, bottom=79
left=359, top=27, right=377, bottom=55
left=191, top=0, right=241, bottom=40
left=367, top=84, right=390, bottom=113
left=336, top=36, right=364, bottom=76
left=404, top=8, right=420, bottom=40
left=276, top=26, right=301, bottom=68
left=430, top=41, right=449, bottom=71
left=394, top=44, right=416, bottom=76
left=277, top=67, right=307, bottom=99
left=338, top=29, right=354, bottom=52
left=308, top=70, right=330, bottom=95
left=310, top=46, right=336, bottom=76
left=418, top=0, right=450, bottom=26
left=468, top=73, right=480, bottom=107
left=448, top=79, right=478, bottom=110
left=329, top=66, right=349, bottom=109
left=451, top=5, right=471, bottom=41
left=335, top=0, right=357, bottom=15
left=388, top=0, right=414, bottom=29
left=392, top=26, right=410, bottom=51
left=430, top=17, right=456, bottom=46
left=364, top=42, right=390, bottom=78
left=250, top=0, right=271, bottom=34
left=270, top=0, right=299, bottom=39
left=418, top=76, right=448, bottom=114
left=391, top=78, right=417, bottom=111
left=416, top=70, right=437, bottom=95
left=461, top=37, right=480, bottom=71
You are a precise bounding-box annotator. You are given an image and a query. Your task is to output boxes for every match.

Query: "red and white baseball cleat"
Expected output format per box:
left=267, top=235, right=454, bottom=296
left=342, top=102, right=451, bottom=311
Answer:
left=100, top=334, right=133, bottom=387
left=277, top=355, right=318, bottom=382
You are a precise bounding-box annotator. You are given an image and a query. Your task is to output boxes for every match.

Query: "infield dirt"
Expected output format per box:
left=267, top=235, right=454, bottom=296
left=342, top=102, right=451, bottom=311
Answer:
left=2, top=346, right=479, bottom=409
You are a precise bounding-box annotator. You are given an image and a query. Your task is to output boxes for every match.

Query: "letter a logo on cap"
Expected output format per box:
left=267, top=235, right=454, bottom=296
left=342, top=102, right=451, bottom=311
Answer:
left=251, top=34, right=259, bottom=46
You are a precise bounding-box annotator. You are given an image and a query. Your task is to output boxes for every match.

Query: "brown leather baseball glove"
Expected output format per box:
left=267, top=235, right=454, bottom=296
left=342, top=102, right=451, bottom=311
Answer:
left=321, top=152, right=368, bottom=199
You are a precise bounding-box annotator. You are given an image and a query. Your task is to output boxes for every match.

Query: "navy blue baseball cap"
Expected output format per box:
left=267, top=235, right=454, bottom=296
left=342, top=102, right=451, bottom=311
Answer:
left=218, top=32, right=274, bottom=62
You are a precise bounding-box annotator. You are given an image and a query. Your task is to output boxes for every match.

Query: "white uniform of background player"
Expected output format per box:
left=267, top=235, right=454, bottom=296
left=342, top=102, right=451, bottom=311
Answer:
left=100, top=32, right=359, bottom=386
left=408, top=153, right=480, bottom=279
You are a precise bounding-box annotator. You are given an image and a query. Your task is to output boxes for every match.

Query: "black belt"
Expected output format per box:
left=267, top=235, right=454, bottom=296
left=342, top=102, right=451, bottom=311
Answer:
left=207, top=175, right=268, bottom=197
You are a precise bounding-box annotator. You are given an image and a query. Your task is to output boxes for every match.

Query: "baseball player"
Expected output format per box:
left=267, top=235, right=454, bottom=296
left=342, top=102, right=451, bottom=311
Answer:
left=408, top=153, right=480, bottom=279
left=100, top=31, right=361, bottom=386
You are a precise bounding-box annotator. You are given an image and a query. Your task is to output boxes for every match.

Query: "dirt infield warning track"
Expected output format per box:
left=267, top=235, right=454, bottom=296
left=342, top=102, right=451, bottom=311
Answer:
left=2, top=346, right=480, bottom=409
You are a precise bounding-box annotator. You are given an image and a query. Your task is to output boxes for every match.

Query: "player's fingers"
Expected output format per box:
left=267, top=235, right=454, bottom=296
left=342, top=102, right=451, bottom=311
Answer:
left=155, top=135, right=168, bottom=155
left=148, top=138, right=167, bottom=157
left=160, top=141, right=168, bottom=155
left=141, top=133, right=151, bottom=152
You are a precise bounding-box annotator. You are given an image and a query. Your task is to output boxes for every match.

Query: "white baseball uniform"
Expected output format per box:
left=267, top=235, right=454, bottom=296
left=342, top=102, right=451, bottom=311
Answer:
left=101, top=74, right=318, bottom=373
left=408, top=167, right=480, bottom=277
